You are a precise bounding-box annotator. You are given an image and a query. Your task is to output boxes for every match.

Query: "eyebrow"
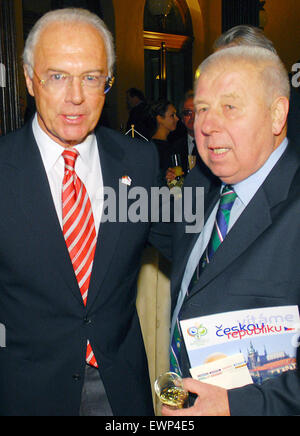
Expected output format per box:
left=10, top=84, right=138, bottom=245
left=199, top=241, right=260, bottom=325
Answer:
left=46, top=68, right=107, bottom=75
left=194, top=93, right=241, bottom=106
left=194, top=99, right=208, bottom=106
left=221, top=92, right=241, bottom=100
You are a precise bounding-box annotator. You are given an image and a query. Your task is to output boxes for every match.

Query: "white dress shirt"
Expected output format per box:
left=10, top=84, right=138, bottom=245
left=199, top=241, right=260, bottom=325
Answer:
left=187, top=134, right=195, bottom=156
left=32, top=114, right=103, bottom=235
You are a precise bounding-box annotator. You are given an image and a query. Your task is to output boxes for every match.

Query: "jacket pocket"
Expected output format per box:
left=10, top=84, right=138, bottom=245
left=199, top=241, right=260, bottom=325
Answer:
left=0, top=349, right=38, bottom=416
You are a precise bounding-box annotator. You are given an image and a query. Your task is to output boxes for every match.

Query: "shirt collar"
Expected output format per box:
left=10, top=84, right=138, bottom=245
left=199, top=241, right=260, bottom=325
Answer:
left=229, top=137, right=289, bottom=207
left=32, top=113, right=96, bottom=171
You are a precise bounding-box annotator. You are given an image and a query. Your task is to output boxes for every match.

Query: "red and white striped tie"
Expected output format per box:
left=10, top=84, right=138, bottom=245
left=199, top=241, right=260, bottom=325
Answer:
left=62, top=149, right=98, bottom=367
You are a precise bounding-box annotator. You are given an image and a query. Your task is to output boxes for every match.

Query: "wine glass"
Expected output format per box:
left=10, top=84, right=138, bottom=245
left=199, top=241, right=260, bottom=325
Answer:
left=154, top=372, right=188, bottom=409
left=168, top=154, right=184, bottom=189
left=188, top=155, right=196, bottom=171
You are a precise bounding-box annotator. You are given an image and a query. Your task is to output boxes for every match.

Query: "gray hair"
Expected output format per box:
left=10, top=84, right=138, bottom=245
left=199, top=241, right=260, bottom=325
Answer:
left=196, top=45, right=290, bottom=104
left=213, top=25, right=277, bottom=54
left=23, top=8, right=115, bottom=77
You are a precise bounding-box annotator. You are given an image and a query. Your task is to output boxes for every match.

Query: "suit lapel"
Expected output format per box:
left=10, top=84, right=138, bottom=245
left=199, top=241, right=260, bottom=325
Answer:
left=188, top=188, right=271, bottom=297
left=86, top=128, right=126, bottom=310
left=18, top=124, right=83, bottom=305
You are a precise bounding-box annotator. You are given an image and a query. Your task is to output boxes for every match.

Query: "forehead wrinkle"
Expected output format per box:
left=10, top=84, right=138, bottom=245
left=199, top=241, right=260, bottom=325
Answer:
left=196, top=66, right=261, bottom=106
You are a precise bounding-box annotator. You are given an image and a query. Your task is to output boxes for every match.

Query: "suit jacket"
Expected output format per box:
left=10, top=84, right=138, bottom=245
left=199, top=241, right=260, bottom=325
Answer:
left=172, top=142, right=300, bottom=416
left=0, top=121, right=162, bottom=416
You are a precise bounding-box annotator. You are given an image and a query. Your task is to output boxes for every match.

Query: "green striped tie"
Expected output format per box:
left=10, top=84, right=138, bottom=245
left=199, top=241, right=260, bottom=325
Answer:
left=204, top=185, right=237, bottom=266
left=170, top=185, right=237, bottom=375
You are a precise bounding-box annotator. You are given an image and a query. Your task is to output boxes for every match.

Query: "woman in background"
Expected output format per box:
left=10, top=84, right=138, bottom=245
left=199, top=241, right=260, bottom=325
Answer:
left=149, top=99, right=179, bottom=185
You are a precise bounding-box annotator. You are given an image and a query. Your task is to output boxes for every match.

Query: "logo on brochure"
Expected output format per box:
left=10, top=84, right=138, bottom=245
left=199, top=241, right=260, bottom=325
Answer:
left=187, top=324, right=208, bottom=340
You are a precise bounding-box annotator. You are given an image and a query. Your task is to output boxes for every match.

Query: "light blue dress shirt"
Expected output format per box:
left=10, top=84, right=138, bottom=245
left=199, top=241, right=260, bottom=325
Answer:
left=171, top=138, right=289, bottom=339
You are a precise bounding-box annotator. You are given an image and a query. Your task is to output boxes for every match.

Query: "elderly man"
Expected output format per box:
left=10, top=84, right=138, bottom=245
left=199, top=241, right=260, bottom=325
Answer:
left=0, top=8, right=164, bottom=416
left=164, top=46, right=300, bottom=416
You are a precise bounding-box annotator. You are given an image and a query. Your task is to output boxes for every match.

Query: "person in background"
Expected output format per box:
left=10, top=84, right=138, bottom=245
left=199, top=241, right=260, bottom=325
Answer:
left=166, top=91, right=214, bottom=186
left=0, top=8, right=166, bottom=416
left=171, top=91, right=197, bottom=176
left=126, top=87, right=150, bottom=139
left=149, top=99, right=179, bottom=184
left=163, top=44, right=300, bottom=417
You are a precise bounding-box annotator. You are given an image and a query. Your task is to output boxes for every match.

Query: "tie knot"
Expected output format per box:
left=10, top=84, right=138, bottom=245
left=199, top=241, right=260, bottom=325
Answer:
left=220, top=184, right=237, bottom=206
left=62, top=149, right=78, bottom=172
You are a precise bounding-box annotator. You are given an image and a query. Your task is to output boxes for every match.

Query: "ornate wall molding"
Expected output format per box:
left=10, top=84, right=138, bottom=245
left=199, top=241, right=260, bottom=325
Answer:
left=144, top=30, right=192, bottom=51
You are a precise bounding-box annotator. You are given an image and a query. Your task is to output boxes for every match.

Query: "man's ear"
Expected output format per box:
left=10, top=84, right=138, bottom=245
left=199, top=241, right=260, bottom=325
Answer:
left=271, top=96, right=289, bottom=136
left=23, top=65, right=35, bottom=97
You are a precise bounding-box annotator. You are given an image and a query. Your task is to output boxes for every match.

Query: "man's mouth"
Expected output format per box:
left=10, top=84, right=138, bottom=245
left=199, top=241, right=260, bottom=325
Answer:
left=65, top=115, right=80, bottom=120
left=64, top=115, right=83, bottom=120
left=61, top=115, right=85, bottom=124
left=209, top=147, right=230, bottom=155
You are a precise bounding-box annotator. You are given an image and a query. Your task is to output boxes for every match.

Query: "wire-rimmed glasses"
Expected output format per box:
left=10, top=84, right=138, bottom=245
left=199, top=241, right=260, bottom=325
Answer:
left=33, top=70, right=114, bottom=95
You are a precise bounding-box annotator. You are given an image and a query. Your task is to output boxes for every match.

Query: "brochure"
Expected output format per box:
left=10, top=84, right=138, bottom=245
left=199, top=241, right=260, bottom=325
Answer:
left=180, top=305, right=300, bottom=387
left=189, top=353, right=253, bottom=389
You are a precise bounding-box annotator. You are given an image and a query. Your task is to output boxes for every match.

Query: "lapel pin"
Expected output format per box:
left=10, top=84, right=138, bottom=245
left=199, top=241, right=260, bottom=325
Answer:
left=121, top=175, right=132, bottom=187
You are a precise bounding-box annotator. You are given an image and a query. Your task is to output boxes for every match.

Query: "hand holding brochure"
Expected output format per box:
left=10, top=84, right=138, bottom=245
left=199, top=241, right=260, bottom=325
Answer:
left=180, top=306, right=300, bottom=389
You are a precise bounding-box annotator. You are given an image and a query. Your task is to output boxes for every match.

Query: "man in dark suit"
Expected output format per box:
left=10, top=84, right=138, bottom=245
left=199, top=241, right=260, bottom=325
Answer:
left=0, top=8, right=164, bottom=416
left=163, top=45, right=300, bottom=416
left=166, top=92, right=214, bottom=188
left=171, top=91, right=197, bottom=176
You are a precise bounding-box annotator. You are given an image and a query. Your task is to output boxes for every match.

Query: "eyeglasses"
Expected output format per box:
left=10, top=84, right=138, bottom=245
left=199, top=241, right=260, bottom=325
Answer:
left=182, top=109, right=195, bottom=118
left=33, top=70, right=114, bottom=95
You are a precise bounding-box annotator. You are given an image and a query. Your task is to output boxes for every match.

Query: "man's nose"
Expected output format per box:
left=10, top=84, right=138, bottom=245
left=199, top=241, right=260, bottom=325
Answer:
left=200, top=110, right=222, bottom=135
left=65, top=77, right=85, bottom=104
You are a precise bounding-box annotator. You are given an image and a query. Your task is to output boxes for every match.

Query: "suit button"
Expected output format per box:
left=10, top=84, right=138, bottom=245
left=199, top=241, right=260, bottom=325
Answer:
left=72, top=374, right=81, bottom=381
left=84, top=316, right=91, bottom=325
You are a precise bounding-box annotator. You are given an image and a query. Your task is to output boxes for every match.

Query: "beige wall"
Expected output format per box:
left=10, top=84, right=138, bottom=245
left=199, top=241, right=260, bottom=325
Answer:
left=111, top=0, right=146, bottom=130
left=197, top=0, right=222, bottom=57
left=263, top=0, right=300, bottom=71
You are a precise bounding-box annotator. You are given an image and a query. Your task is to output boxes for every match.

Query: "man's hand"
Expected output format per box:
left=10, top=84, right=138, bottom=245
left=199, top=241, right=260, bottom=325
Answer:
left=161, top=378, right=230, bottom=416
left=166, top=168, right=177, bottom=183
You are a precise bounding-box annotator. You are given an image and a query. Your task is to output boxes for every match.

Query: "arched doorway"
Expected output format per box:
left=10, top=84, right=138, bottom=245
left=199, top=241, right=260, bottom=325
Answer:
left=144, top=0, right=194, bottom=109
